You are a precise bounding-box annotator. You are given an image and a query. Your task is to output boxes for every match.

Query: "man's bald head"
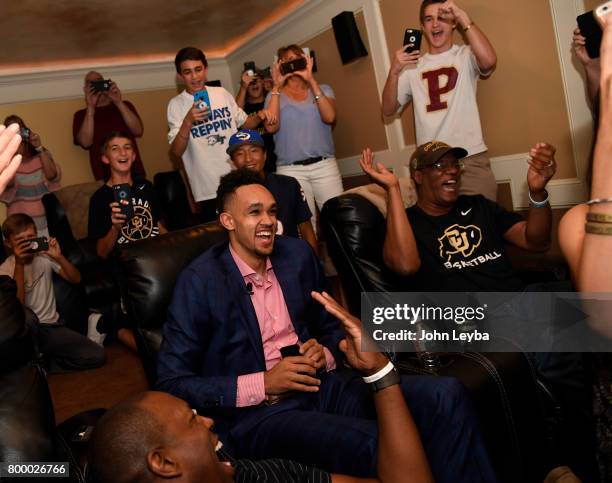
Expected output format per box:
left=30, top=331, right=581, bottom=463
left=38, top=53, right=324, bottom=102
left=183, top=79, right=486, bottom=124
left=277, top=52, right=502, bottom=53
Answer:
left=89, top=392, right=168, bottom=483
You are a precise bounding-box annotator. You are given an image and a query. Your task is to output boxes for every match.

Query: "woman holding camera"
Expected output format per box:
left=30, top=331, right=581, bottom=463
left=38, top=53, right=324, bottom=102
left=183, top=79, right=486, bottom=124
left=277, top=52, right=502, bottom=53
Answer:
left=0, top=115, right=61, bottom=237
left=266, top=44, right=343, bottom=232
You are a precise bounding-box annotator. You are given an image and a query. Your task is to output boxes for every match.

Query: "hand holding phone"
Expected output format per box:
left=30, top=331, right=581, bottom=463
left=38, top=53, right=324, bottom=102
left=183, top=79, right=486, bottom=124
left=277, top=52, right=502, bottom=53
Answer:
left=90, top=79, right=112, bottom=92
left=403, top=28, right=422, bottom=53
left=577, top=11, right=603, bottom=58
left=112, top=184, right=134, bottom=220
left=26, top=236, right=49, bottom=253
left=279, top=57, right=307, bottom=76
left=193, top=90, right=211, bottom=122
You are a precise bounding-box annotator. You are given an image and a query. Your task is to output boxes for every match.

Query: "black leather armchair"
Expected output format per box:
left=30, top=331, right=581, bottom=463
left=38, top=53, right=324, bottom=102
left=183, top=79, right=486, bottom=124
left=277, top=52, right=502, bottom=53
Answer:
left=320, top=193, right=555, bottom=483
left=117, top=223, right=227, bottom=385
left=153, top=170, right=200, bottom=231
left=0, top=276, right=104, bottom=483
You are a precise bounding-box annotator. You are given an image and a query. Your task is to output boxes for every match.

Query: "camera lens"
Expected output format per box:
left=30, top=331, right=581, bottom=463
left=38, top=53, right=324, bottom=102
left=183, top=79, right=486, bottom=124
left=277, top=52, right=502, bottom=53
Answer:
left=119, top=191, right=127, bottom=199
left=410, top=36, right=416, bottom=42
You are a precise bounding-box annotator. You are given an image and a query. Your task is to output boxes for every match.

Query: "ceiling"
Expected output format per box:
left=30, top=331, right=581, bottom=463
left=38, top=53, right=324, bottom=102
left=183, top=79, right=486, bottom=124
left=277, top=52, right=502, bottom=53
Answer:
left=1, top=0, right=304, bottom=74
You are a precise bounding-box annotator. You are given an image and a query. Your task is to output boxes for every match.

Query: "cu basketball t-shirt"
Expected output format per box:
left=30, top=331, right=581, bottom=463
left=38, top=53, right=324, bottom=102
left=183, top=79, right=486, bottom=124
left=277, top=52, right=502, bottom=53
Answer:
left=88, top=179, right=161, bottom=247
left=406, top=195, right=523, bottom=291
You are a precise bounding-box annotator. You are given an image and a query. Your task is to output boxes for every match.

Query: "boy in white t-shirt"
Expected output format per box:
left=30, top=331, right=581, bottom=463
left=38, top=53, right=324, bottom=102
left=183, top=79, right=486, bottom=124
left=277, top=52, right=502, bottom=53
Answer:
left=382, top=0, right=498, bottom=201
left=167, top=47, right=277, bottom=222
left=0, top=213, right=105, bottom=372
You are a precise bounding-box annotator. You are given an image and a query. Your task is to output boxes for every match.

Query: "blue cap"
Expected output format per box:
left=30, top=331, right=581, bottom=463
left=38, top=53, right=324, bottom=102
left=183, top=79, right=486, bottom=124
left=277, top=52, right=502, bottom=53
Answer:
left=226, top=129, right=265, bottom=156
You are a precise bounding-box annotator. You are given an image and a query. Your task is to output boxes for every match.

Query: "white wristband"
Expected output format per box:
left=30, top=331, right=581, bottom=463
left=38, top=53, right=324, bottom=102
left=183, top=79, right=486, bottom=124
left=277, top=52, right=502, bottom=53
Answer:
left=362, top=361, right=395, bottom=383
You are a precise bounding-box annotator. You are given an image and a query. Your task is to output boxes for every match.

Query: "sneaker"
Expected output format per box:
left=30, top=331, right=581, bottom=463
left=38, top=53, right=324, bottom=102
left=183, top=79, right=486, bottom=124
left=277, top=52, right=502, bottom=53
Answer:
left=87, top=313, right=107, bottom=346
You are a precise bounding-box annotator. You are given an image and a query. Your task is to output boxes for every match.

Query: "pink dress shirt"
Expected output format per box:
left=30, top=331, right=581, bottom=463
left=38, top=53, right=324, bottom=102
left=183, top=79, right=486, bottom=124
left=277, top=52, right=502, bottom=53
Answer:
left=229, top=246, right=336, bottom=407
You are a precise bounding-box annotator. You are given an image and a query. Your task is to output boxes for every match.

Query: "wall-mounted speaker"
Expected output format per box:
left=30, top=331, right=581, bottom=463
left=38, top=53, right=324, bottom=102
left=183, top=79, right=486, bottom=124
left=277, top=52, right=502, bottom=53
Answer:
left=331, top=11, right=368, bottom=65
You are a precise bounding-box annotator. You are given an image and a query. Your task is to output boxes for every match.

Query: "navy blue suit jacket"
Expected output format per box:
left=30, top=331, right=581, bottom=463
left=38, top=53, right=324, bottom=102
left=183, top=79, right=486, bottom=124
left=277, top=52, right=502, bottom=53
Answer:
left=156, top=236, right=344, bottom=421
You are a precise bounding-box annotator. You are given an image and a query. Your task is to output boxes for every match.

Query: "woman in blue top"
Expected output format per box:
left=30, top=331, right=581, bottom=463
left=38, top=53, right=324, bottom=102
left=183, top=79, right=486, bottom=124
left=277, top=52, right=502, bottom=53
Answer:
left=266, top=44, right=343, bottom=233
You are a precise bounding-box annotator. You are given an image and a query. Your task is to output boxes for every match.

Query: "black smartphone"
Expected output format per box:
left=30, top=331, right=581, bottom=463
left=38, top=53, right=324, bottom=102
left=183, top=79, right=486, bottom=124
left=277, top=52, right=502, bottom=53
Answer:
left=280, top=344, right=301, bottom=358
left=244, top=61, right=256, bottom=74
left=19, top=127, right=30, bottom=141
left=90, top=79, right=112, bottom=92
left=577, top=11, right=603, bottom=59
left=279, top=57, right=307, bottom=76
left=26, top=237, right=49, bottom=253
left=112, top=183, right=134, bottom=219
left=403, top=28, right=422, bottom=53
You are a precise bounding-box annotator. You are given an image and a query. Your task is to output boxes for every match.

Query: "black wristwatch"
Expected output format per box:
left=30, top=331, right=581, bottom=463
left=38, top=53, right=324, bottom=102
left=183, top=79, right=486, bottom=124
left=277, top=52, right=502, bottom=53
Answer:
left=368, top=367, right=401, bottom=393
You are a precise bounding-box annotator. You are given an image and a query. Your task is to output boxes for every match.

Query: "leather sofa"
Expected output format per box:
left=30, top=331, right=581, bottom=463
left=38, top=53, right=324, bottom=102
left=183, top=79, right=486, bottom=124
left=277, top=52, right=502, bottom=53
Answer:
left=0, top=275, right=103, bottom=483
left=320, top=193, right=558, bottom=483
left=117, top=223, right=226, bottom=385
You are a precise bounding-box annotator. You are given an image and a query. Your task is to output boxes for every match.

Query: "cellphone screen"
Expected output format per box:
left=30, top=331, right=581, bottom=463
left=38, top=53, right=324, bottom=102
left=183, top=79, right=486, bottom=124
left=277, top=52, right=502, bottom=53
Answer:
left=193, top=89, right=211, bottom=111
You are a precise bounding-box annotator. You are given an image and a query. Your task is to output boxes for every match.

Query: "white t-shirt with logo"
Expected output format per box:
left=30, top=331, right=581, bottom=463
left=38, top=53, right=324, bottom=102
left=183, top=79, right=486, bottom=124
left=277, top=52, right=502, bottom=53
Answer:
left=0, top=254, right=61, bottom=324
left=397, top=44, right=487, bottom=156
left=167, top=87, right=248, bottom=202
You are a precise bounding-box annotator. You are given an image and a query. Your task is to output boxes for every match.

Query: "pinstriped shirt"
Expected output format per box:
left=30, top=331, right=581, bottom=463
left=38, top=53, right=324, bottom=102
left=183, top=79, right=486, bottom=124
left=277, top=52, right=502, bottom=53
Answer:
left=233, top=458, right=331, bottom=483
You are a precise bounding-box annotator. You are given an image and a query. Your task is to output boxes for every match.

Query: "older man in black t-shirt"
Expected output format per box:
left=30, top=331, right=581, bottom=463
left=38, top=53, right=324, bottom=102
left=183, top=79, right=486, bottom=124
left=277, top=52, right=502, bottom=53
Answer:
left=359, top=141, right=556, bottom=291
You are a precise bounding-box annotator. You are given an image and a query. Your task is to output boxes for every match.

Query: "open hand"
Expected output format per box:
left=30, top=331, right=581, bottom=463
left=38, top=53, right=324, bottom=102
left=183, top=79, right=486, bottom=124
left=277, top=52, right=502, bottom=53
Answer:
left=0, top=123, right=22, bottom=194
left=526, top=143, right=556, bottom=195
left=311, top=291, right=388, bottom=376
left=359, top=148, right=399, bottom=191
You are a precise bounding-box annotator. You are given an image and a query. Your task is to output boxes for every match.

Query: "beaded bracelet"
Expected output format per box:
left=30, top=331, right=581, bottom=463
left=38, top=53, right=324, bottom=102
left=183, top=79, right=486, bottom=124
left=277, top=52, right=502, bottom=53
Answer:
left=587, top=212, right=612, bottom=224
left=585, top=222, right=612, bottom=235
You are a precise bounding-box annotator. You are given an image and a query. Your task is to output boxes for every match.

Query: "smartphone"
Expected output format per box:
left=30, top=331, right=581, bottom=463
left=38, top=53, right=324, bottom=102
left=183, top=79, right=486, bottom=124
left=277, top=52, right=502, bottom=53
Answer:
left=244, top=61, right=256, bottom=76
left=595, top=1, right=612, bottom=25
left=26, top=237, right=49, bottom=253
left=403, top=28, right=422, bottom=53
left=19, top=127, right=30, bottom=141
left=193, top=89, right=211, bottom=112
left=112, top=183, right=134, bottom=219
left=302, top=47, right=311, bottom=58
left=577, top=11, right=603, bottom=59
left=90, top=79, right=112, bottom=92
left=280, top=344, right=301, bottom=358
left=279, top=57, right=307, bottom=75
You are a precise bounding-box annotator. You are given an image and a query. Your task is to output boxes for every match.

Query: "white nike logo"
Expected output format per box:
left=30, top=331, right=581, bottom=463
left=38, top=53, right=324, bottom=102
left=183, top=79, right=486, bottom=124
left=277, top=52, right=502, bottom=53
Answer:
left=461, top=208, right=472, bottom=216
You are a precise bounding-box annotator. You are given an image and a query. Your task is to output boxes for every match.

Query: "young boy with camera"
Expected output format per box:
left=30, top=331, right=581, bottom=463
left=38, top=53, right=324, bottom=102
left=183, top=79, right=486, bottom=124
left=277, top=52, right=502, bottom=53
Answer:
left=0, top=213, right=105, bottom=372
left=88, top=130, right=166, bottom=351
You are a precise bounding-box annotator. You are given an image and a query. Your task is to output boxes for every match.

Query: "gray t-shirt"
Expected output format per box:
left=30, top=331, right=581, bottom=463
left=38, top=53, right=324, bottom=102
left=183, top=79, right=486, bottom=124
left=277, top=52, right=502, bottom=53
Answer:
left=0, top=254, right=61, bottom=324
left=265, top=84, right=335, bottom=166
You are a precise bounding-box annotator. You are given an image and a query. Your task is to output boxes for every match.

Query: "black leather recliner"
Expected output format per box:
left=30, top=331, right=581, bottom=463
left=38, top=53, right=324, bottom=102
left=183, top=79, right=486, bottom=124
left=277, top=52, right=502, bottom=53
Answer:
left=117, top=223, right=227, bottom=385
left=0, top=276, right=104, bottom=483
left=320, top=193, right=556, bottom=483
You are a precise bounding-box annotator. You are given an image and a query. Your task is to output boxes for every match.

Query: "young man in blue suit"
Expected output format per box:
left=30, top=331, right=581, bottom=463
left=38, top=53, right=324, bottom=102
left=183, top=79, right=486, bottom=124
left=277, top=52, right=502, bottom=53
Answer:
left=157, top=168, right=497, bottom=482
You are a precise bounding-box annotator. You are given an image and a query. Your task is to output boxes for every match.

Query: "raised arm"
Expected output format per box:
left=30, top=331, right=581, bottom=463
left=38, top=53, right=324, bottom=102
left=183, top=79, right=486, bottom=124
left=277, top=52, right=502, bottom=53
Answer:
left=359, top=148, right=420, bottom=275
left=381, top=47, right=420, bottom=117
left=503, top=143, right=556, bottom=251
left=573, top=27, right=601, bottom=107
left=107, top=83, right=144, bottom=137
left=440, top=1, right=496, bottom=72
left=579, top=13, right=612, bottom=292
left=312, top=291, right=433, bottom=483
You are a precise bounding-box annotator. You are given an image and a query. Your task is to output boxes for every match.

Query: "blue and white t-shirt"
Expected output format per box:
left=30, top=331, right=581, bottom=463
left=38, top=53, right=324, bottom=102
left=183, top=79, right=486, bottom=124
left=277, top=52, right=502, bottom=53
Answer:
left=167, top=87, right=248, bottom=201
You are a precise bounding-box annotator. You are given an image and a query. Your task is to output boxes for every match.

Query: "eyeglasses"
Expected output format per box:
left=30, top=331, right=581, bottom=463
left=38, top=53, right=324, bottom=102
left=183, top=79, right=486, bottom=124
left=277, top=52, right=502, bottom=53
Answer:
left=418, top=159, right=464, bottom=171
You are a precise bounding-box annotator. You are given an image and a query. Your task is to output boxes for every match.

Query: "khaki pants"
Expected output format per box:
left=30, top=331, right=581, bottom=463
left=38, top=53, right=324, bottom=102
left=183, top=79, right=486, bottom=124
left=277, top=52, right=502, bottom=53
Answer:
left=459, top=151, right=497, bottom=202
